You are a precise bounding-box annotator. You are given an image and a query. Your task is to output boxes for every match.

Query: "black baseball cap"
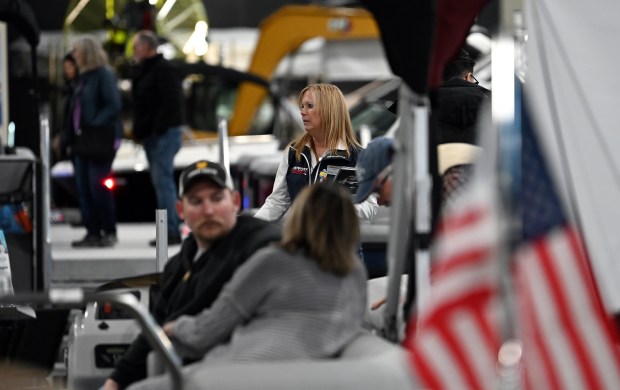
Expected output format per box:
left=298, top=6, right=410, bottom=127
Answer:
left=178, top=160, right=233, bottom=197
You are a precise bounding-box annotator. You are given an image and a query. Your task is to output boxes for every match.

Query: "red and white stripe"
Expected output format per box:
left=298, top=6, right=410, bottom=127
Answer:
left=515, top=227, right=620, bottom=390
left=405, top=184, right=502, bottom=390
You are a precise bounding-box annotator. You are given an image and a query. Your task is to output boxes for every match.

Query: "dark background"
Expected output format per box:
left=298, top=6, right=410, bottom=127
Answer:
left=21, top=1, right=496, bottom=31
left=22, top=0, right=314, bottom=31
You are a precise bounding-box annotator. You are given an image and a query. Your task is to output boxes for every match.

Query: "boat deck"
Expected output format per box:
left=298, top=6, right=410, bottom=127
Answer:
left=50, top=223, right=181, bottom=287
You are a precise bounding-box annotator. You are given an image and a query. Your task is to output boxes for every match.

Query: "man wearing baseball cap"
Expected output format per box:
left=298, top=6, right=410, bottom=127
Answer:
left=355, top=135, right=479, bottom=334
left=105, top=160, right=281, bottom=390
left=354, top=137, right=402, bottom=333
left=177, top=159, right=235, bottom=196
left=355, top=136, right=395, bottom=206
left=355, top=135, right=479, bottom=206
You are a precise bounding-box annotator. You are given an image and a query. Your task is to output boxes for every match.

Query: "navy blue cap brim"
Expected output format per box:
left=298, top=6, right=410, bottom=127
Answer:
left=354, top=179, right=374, bottom=203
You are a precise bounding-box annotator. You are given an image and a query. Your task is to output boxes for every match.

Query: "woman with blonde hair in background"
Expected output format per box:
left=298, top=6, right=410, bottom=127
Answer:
left=254, top=83, right=377, bottom=222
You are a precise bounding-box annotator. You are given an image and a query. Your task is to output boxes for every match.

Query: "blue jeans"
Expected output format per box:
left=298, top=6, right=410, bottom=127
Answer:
left=143, top=127, right=182, bottom=236
left=73, top=155, right=116, bottom=236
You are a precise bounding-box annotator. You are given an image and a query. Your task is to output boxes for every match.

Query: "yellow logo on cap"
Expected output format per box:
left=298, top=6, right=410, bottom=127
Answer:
left=196, top=161, right=208, bottom=169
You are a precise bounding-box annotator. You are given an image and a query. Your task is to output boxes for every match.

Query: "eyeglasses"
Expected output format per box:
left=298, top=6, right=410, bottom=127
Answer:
left=371, top=165, right=393, bottom=195
left=468, top=73, right=479, bottom=85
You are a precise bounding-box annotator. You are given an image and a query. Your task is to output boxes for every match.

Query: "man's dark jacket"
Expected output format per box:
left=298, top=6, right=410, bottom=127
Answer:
left=131, top=54, right=184, bottom=140
left=109, top=216, right=281, bottom=388
left=436, top=78, right=491, bottom=144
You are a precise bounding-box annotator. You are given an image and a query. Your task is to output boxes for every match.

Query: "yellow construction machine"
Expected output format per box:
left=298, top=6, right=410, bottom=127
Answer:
left=228, top=4, right=381, bottom=136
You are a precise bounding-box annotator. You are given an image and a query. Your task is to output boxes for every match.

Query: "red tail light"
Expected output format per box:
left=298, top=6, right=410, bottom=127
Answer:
left=103, top=178, right=116, bottom=190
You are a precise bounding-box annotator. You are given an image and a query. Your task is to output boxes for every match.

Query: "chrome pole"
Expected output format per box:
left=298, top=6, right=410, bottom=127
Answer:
left=382, top=84, right=419, bottom=342
left=39, top=110, right=52, bottom=290
left=155, top=209, right=168, bottom=272
left=494, top=0, right=523, bottom=388
left=218, top=118, right=230, bottom=174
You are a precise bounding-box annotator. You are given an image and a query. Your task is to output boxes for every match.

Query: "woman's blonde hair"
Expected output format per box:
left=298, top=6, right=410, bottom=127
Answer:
left=281, top=182, right=360, bottom=276
left=72, top=35, right=109, bottom=73
left=293, top=83, right=360, bottom=161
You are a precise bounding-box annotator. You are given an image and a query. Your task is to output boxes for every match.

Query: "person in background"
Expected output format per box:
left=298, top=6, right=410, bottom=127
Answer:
left=354, top=136, right=405, bottom=332
left=131, top=30, right=185, bottom=246
left=437, top=48, right=491, bottom=145
left=355, top=48, right=489, bottom=331
left=384, top=48, right=488, bottom=210
left=435, top=48, right=488, bottom=206
left=253, top=83, right=378, bottom=222
left=103, top=160, right=281, bottom=390
left=53, top=52, right=79, bottom=161
left=127, top=182, right=367, bottom=390
left=66, top=36, right=122, bottom=248
left=355, top=136, right=395, bottom=208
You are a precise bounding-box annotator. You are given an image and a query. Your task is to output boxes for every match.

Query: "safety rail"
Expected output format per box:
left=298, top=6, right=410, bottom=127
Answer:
left=0, top=289, right=184, bottom=390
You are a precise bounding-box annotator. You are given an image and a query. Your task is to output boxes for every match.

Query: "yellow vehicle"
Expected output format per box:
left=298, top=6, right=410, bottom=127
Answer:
left=228, top=4, right=381, bottom=136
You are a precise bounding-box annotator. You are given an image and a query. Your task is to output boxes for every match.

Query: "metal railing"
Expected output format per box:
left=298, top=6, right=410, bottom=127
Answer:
left=0, top=289, right=184, bottom=389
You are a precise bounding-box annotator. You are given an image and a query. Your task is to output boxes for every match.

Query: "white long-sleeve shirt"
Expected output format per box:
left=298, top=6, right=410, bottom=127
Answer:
left=253, top=144, right=378, bottom=221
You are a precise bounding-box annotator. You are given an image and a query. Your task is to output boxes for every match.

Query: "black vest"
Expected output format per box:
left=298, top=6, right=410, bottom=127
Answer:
left=285, top=144, right=360, bottom=201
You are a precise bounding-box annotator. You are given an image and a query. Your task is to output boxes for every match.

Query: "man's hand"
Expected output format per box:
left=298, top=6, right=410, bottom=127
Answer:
left=163, top=322, right=175, bottom=336
left=102, top=378, right=119, bottom=390
left=370, top=297, right=387, bottom=310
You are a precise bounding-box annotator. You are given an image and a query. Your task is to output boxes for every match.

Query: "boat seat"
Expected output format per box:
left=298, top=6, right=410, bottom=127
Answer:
left=142, top=330, right=416, bottom=390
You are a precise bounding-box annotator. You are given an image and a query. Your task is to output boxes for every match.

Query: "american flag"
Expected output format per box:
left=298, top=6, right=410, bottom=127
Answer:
left=403, top=161, right=502, bottom=390
left=514, top=106, right=620, bottom=389
left=404, top=104, right=620, bottom=389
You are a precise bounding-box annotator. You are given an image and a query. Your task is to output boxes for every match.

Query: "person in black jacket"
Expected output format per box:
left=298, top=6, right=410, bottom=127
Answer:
left=434, top=48, right=490, bottom=208
left=102, top=160, right=281, bottom=390
left=436, top=48, right=491, bottom=145
left=131, top=30, right=185, bottom=246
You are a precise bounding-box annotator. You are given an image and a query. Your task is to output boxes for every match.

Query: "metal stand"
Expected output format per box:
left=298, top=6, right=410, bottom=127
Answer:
left=218, top=118, right=230, bottom=173
left=0, top=290, right=184, bottom=389
left=382, top=85, right=432, bottom=342
left=155, top=209, right=168, bottom=272
left=39, top=111, right=52, bottom=291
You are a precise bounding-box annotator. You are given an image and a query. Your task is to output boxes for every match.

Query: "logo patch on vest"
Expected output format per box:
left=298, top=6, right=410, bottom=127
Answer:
left=290, top=166, right=309, bottom=175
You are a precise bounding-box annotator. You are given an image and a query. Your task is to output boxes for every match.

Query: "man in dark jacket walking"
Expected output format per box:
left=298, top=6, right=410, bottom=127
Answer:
left=102, top=160, right=282, bottom=390
left=131, top=30, right=185, bottom=245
